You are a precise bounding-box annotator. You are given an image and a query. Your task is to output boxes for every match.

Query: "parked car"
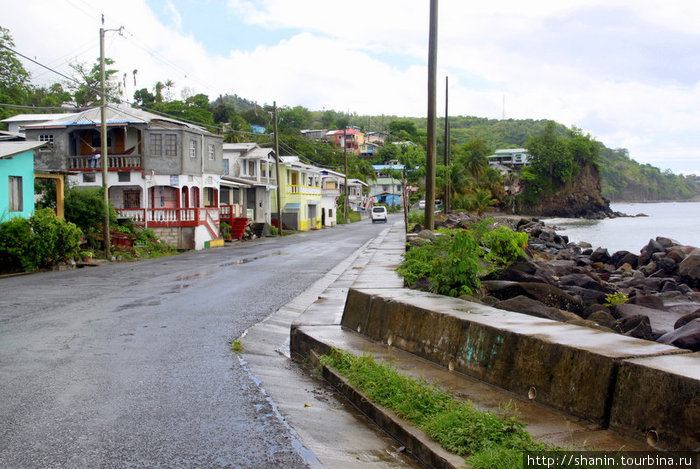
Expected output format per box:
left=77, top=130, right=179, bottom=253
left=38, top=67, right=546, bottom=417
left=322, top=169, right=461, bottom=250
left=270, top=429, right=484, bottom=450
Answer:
left=371, top=206, right=388, bottom=223
left=418, top=200, right=426, bottom=209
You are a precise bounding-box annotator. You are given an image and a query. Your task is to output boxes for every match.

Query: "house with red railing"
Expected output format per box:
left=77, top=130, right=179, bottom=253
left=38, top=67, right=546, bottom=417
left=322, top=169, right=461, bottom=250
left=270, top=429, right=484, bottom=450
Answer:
left=18, top=105, right=239, bottom=250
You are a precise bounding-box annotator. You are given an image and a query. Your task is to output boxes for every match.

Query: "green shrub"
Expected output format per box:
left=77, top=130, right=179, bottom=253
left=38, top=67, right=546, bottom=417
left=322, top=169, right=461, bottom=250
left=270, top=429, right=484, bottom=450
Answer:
left=0, top=216, right=37, bottom=272
left=481, top=226, right=528, bottom=266
left=0, top=209, right=82, bottom=272
left=604, top=291, right=629, bottom=306
left=398, top=224, right=528, bottom=298
left=30, top=208, right=82, bottom=267
left=133, top=228, right=177, bottom=258
left=64, top=187, right=117, bottom=249
left=220, top=221, right=231, bottom=239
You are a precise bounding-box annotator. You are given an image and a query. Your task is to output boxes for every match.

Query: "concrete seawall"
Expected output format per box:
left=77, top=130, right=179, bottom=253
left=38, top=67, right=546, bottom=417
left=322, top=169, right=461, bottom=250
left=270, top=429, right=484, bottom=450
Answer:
left=291, top=222, right=699, bottom=453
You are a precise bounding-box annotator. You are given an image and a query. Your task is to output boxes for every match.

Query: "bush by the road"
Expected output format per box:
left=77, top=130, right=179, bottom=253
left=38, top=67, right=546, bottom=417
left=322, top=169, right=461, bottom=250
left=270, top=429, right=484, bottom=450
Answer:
left=0, top=208, right=82, bottom=273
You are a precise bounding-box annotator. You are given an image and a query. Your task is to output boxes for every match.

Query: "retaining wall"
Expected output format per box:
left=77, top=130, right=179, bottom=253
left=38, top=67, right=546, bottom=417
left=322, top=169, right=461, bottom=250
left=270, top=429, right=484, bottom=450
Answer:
left=341, top=287, right=699, bottom=451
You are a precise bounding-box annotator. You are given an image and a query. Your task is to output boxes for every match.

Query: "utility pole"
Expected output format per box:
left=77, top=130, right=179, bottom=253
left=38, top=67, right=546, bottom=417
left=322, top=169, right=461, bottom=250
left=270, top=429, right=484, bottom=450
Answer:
left=424, top=0, right=438, bottom=230
left=444, top=75, right=450, bottom=213
left=99, top=24, right=110, bottom=259
left=273, top=102, right=283, bottom=236
left=343, top=127, right=348, bottom=221
left=99, top=20, right=123, bottom=259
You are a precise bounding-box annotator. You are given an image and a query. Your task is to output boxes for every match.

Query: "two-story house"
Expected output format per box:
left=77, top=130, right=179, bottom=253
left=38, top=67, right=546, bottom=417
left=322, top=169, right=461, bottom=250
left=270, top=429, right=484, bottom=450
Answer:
left=20, top=105, right=224, bottom=250
left=326, top=129, right=365, bottom=156
left=369, top=163, right=404, bottom=208
left=221, top=143, right=278, bottom=237
left=273, top=156, right=322, bottom=231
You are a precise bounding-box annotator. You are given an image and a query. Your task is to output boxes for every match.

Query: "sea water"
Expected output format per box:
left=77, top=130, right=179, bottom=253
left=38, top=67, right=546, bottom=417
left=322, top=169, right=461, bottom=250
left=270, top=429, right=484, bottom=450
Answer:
left=542, top=202, right=700, bottom=254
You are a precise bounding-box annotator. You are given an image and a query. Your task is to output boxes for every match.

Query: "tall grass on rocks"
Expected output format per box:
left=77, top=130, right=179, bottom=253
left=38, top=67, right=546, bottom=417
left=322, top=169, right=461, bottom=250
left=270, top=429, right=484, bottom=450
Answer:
left=398, top=220, right=528, bottom=297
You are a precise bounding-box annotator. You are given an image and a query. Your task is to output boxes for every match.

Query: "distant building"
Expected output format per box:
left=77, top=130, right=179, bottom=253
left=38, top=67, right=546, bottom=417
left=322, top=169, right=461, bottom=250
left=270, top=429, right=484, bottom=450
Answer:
left=250, top=125, right=266, bottom=134
left=487, top=148, right=530, bottom=167
left=326, top=129, right=365, bottom=156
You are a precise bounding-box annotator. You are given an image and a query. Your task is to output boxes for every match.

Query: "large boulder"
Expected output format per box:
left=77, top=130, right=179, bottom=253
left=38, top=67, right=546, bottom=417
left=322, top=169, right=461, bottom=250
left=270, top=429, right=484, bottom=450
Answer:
left=481, top=281, right=584, bottom=314
left=614, top=303, right=687, bottom=336
left=493, top=295, right=579, bottom=322
left=560, top=286, right=608, bottom=304
left=628, top=294, right=665, bottom=310
left=557, top=273, right=611, bottom=293
left=678, top=254, right=700, bottom=287
left=657, top=318, right=700, bottom=351
left=614, top=314, right=655, bottom=341
left=639, top=239, right=665, bottom=266
left=589, top=247, right=611, bottom=264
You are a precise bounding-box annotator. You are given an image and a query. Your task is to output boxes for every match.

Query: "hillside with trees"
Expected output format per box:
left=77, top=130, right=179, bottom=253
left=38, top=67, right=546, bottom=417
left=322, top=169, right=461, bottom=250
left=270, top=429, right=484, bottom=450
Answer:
left=372, top=115, right=700, bottom=202
left=3, top=23, right=698, bottom=204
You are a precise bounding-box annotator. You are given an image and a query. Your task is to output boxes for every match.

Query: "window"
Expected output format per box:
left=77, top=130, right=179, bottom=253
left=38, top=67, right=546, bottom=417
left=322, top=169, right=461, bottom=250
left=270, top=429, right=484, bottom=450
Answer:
left=38, top=134, right=54, bottom=150
left=118, top=171, right=130, bottom=182
left=223, top=159, right=229, bottom=175
left=189, top=140, right=197, bottom=158
left=8, top=176, right=23, bottom=212
left=164, top=134, right=177, bottom=156
left=208, top=144, right=215, bottom=160
left=150, top=134, right=162, bottom=156
left=83, top=173, right=96, bottom=183
left=247, top=160, right=255, bottom=176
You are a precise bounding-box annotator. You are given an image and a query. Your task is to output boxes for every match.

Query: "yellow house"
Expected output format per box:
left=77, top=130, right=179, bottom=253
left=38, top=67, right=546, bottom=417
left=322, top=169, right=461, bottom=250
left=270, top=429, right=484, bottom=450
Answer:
left=271, top=156, right=322, bottom=231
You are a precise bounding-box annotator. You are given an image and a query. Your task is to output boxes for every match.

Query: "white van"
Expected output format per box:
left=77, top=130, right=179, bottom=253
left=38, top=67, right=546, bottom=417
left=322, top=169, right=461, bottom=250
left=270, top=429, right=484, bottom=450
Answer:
left=371, top=206, right=388, bottom=223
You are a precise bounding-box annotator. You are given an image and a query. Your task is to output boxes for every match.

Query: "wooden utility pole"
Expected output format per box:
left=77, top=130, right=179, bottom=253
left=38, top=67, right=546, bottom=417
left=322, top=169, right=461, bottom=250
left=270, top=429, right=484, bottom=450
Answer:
left=424, top=0, right=438, bottom=230
left=444, top=75, right=450, bottom=213
left=273, top=102, right=283, bottom=236
left=99, top=25, right=111, bottom=258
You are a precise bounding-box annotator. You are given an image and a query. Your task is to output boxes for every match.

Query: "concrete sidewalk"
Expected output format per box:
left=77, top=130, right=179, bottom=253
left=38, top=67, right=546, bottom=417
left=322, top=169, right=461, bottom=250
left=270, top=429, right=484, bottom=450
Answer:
left=239, top=221, right=423, bottom=468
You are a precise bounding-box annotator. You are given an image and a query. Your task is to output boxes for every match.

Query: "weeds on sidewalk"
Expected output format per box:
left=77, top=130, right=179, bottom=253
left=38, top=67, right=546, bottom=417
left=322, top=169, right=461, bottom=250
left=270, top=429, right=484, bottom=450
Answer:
left=320, top=348, right=550, bottom=469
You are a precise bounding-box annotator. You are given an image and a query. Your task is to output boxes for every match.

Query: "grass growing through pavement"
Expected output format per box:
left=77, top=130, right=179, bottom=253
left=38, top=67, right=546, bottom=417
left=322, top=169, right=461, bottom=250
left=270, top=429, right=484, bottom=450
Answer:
left=319, top=348, right=549, bottom=469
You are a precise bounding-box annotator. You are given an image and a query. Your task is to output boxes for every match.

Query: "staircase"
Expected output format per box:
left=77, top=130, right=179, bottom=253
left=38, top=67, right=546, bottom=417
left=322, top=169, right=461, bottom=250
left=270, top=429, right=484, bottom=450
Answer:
left=229, top=217, right=250, bottom=240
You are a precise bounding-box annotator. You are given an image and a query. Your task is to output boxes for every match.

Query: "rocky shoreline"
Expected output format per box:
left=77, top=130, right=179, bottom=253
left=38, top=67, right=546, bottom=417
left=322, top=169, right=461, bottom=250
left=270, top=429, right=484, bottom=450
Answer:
left=416, top=213, right=700, bottom=352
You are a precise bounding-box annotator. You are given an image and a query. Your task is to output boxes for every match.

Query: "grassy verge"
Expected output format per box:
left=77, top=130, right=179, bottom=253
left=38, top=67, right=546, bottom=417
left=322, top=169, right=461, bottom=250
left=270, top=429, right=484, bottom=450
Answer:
left=319, top=348, right=549, bottom=469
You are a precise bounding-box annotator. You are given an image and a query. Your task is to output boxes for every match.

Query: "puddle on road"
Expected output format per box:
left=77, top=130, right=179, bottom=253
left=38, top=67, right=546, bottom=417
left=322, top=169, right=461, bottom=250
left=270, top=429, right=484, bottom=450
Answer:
left=218, top=251, right=289, bottom=268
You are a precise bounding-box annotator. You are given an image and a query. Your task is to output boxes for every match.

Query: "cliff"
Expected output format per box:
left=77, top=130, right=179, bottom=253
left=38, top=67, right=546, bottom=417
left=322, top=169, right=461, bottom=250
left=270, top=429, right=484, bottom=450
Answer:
left=521, top=165, right=613, bottom=219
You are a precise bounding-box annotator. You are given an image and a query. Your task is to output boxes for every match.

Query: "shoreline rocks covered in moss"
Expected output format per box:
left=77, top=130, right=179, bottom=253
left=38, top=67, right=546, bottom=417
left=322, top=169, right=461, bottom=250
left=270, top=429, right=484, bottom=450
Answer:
left=409, top=213, right=700, bottom=352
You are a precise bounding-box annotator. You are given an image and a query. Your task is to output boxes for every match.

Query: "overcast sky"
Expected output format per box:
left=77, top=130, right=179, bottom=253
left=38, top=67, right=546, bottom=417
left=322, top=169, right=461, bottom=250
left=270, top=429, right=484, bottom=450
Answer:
left=4, top=0, right=700, bottom=174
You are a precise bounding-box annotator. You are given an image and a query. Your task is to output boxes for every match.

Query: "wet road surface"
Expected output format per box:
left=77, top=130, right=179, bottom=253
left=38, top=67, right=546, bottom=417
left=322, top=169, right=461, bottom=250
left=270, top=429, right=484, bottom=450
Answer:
left=0, top=217, right=396, bottom=468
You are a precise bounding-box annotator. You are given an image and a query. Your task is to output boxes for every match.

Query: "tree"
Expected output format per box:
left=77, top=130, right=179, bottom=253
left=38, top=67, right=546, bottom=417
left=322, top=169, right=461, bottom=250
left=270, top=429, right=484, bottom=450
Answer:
left=388, top=119, right=418, bottom=139
left=67, top=57, right=120, bottom=107
left=0, top=27, right=31, bottom=121
left=278, top=105, right=312, bottom=133
left=456, top=139, right=490, bottom=183
left=526, top=120, right=573, bottom=185
left=133, top=88, right=156, bottom=106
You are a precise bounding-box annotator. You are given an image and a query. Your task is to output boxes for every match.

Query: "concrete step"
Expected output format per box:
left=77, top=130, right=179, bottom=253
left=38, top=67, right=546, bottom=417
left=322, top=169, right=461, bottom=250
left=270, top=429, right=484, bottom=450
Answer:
left=292, top=323, right=647, bottom=468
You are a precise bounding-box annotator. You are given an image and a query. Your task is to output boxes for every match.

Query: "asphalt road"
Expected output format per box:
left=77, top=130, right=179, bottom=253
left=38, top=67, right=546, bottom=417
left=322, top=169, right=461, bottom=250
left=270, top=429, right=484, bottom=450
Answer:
left=0, top=216, right=397, bottom=468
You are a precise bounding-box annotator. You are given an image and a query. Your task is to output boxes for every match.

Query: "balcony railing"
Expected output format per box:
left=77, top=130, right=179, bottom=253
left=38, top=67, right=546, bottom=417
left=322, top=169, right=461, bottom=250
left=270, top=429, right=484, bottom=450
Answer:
left=322, top=188, right=341, bottom=196
left=68, top=155, right=142, bottom=171
left=115, top=207, right=219, bottom=228
left=288, top=185, right=321, bottom=195
left=239, top=174, right=277, bottom=185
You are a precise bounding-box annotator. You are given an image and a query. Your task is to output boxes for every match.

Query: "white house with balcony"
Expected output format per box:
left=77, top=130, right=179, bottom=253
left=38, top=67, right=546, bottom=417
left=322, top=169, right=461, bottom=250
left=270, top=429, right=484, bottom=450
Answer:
left=487, top=148, right=530, bottom=167
left=16, top=105, right=227, bottom=250
left=222, top=143, right=277, bottom=227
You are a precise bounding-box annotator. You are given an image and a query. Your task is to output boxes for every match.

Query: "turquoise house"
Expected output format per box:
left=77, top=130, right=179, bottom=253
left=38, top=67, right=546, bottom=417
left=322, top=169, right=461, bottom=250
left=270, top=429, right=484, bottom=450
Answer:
left=0, top=142, right=44, bottom=222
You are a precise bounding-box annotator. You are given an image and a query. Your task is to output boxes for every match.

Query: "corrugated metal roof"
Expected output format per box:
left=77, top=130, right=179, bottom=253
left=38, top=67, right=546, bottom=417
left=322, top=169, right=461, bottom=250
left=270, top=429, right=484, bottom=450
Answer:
left=20, top=106, right=215, bottom=135
left=0, top=141, right=46, bottom=159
